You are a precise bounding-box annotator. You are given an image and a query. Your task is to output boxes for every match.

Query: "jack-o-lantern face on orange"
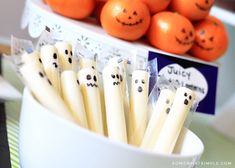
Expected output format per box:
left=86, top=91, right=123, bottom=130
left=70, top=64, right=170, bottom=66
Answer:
left=100, top=0, right=151, bottom=41
left=190, top=16, right=228, bottom=62
left=147, top=12, right=195, bottom=55
left=170, top=0, right=214, bottom=21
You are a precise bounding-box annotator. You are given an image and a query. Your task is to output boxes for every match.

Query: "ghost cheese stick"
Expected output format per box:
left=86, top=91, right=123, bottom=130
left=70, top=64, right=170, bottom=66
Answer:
left=20, top=63, right=74, bottom=122
left=78, top=68, right=104, bottom=135
left=61, top=70, right=88, bottom=128
left=154, top=87, right=195, bottom=154
left=102, top=65, right=127, bottom=143
left=108, top=57, right=129, bottom=134
left=40, top=45, right=61, bottom=94
left=79, top=58, right=96, bottom=69
left=129, top=70, right=149, bottom=146
left=21, top=51, right=43, bottom=69
left=55, top=42, right=73, bottom=71
left=141, top=89, right=175, bottom=150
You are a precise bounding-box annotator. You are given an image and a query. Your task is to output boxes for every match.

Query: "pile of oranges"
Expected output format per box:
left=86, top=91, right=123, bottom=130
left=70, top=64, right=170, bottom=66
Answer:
left=45, top=0, right=228, bottom=62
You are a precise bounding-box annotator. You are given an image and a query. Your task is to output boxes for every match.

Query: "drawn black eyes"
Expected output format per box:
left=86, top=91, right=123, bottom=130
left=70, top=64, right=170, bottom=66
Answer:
left=86, top=74, right=97, bottom=82
left=184, top=92, right=192, bottom=100
left=166, top=99, right=170, bottom=104
left=70, top=51, right=73, bottom=56
left=209, top=36, right=214, bottom=42
left=184, top=93, right=187, bottom=97
left=93, top=75, right=97, bottom=82
left=39, top=72, right=44, bottom=78
left=120, top=75, right=123, bottom=82
left=87, top=74, right=92, bottom=80
left=65, top=50, right=68, bottom=55
left=133, top=11, right=137, bottom=15
left=92, top=66, right=95, bottom=69
left=189, top=31, right=193, bottom=37
left=111, top=74, right=119, bottom=79
left=48, top=79, right=52, bottom=86
left=53, top=53, right=57, bottom=59
left=123, top=8, right=127, bottom=13
left=189, top=95, right=192, bottom=100
left=135, top=79, right=145, bottom=84
left=39, top=58, right=42, bottom=63
left=77, top=79, right=80, bottom=85
left=181, top=28, right=186, bottom=33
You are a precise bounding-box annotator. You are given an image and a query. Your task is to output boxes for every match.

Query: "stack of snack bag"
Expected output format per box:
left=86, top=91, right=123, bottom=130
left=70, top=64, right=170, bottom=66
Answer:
left=9, top=33, right=199, bottom=155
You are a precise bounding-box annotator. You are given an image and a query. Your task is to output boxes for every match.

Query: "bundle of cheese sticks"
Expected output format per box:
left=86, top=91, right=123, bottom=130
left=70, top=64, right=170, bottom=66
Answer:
left=10, top=36, right=199, bottom=155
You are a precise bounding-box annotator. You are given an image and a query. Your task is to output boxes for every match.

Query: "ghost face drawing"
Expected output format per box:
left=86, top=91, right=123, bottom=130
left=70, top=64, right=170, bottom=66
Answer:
left=40, top=45, right=60, bottom=70
left=78, top=68, right=99, bottom=89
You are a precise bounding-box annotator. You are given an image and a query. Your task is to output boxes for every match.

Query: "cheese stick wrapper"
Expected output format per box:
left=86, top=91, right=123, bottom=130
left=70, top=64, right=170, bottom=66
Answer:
left=78, top=68, right=104, bottom=135
left=102, top=65, right=127, bottom=143
left=129, top=70, right=149, bottom=146
left=61, top=70, right=88, bottom=128
left=108, top=57, right=130, bottom=134
left=20, top=63, right=74, bottom=122
left=21, top=51, right=43, bottom=69
left=79, top=58, right=96, bottom=70
left=154, top=87, right=195, bottom=154
left=141, top=89, right=175, bottom=150
left=55, top=42, right=74, bottom=71
left=40, top=45, right=61, bottom=94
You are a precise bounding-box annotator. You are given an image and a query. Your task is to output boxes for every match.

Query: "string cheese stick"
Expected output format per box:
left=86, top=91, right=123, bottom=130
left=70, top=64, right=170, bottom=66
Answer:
left=40, top=45, right=61, bottom=94
left=102, top=65, right=127, bottom=143
left=129, top=70, right=149, bottom=146
left=141, top=89, right=175, bottom=150
left=61, top=70, right=88, bottom=128
left=79, top=58, right=96, bottom=69
left=108, top=57, right=129, bottom=135
left=20, top=63, right=74, bottom=122
left=78, top=68, right=104, bottom=135
left=154, top=87, right=195, bottom=154
left=55, top=42, right=73, bottom=71
left=21, top=51, right=43, bottom=69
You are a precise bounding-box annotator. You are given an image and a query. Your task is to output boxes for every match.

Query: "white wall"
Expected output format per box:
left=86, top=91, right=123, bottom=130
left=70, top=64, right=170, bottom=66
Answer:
left=0, top=0, right=30, bottom=44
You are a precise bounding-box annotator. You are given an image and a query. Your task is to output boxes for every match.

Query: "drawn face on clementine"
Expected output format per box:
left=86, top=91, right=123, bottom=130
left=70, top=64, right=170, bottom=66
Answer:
left=101, top=0, right=150, bottom=41
left=170, top=0, right=214, bottom=21
left=175, top=28, right=194, bottom=46
left=147, top=12, right=195, bottom=54
left=116, top=8, right=143, bottom=26
left=190, top=16, right=228, bottom=61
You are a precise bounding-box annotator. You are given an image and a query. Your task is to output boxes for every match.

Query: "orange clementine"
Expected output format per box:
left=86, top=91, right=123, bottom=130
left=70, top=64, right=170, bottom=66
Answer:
left=190, top=16, right=228, bottom=61
left=147, top=12, right=195, bottom=54
left=45, top=0, right=96, bottom=19
left=140, top=0, right=171, bottom=14
left=170, top=0, right=214, bottom=21
left=100, top=0, right=151, bottom=41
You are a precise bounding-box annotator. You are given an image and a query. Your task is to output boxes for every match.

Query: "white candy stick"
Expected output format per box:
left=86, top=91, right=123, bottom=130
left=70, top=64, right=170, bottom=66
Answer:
left=20, top=63, right=74, bottom=122
left=55, top=42, right=74, bottom=71
left=21, top=51, right=43, bottom=69
left=79, top=58, right=96, bottom=69
left=61, top=70, right=88, bottom=128
left=141, top=89, right=175, bottom=150
left=102, top=65, right=127, bottom=143
left=78, top=68, right=104, bottom=135
left=40, top=45, right=61, bottom=94
left=129, top=70, right=149, bottom=146
left=154, top=87, right=195, bottom=154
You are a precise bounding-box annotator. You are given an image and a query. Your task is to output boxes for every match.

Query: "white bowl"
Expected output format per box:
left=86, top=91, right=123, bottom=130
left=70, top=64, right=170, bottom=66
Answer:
left=19, top=88, right=204, bottom=168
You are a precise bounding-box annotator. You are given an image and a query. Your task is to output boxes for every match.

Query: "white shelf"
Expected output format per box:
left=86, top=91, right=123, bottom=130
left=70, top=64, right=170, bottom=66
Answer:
left=21, top=0, right=219, bottom=66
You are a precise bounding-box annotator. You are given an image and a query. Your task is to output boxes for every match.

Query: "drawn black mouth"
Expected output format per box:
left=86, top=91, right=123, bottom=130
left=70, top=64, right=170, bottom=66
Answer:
left=184, top=99, right=189, bottom=105
left=138, top=86, right=143, bottom=93
left=113, top=81, right=120, bottom=86
left=194, top=41, right=213, bottom=51
left=175, top=37, right=194, bottom=46
left=116, top=17, right=143, bottom=26
left=53, top=62, right=58, bottom=68
left=87, top=83, right=98, bottom=88
left=195, top=3, right=212, bottom=11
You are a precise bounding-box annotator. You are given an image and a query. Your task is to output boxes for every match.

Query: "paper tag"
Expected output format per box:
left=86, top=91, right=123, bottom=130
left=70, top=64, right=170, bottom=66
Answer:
left=11, top=36, right=34, bottom=56
left=36, top=28, right=56, bottom=50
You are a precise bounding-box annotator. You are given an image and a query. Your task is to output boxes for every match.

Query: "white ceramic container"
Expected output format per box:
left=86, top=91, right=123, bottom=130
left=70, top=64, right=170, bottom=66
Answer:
left=19, top=88, right=204, bottom=168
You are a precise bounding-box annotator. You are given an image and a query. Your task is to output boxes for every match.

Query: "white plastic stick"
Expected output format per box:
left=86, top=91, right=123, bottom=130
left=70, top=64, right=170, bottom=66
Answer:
left=78, top=68, right=104, bottom=135
left=40, top=45, right=61, bottom=94
left=141, top=89, right=175, bottom=150
left=102, top=65, right=127, bottom=143
left=20, top=63, right=74, bottom=122
left=154, top=87, right=195, bottom=154
left=61, top=70, right=88, bottom=128
left=129, top=70, right=149, bottom=146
